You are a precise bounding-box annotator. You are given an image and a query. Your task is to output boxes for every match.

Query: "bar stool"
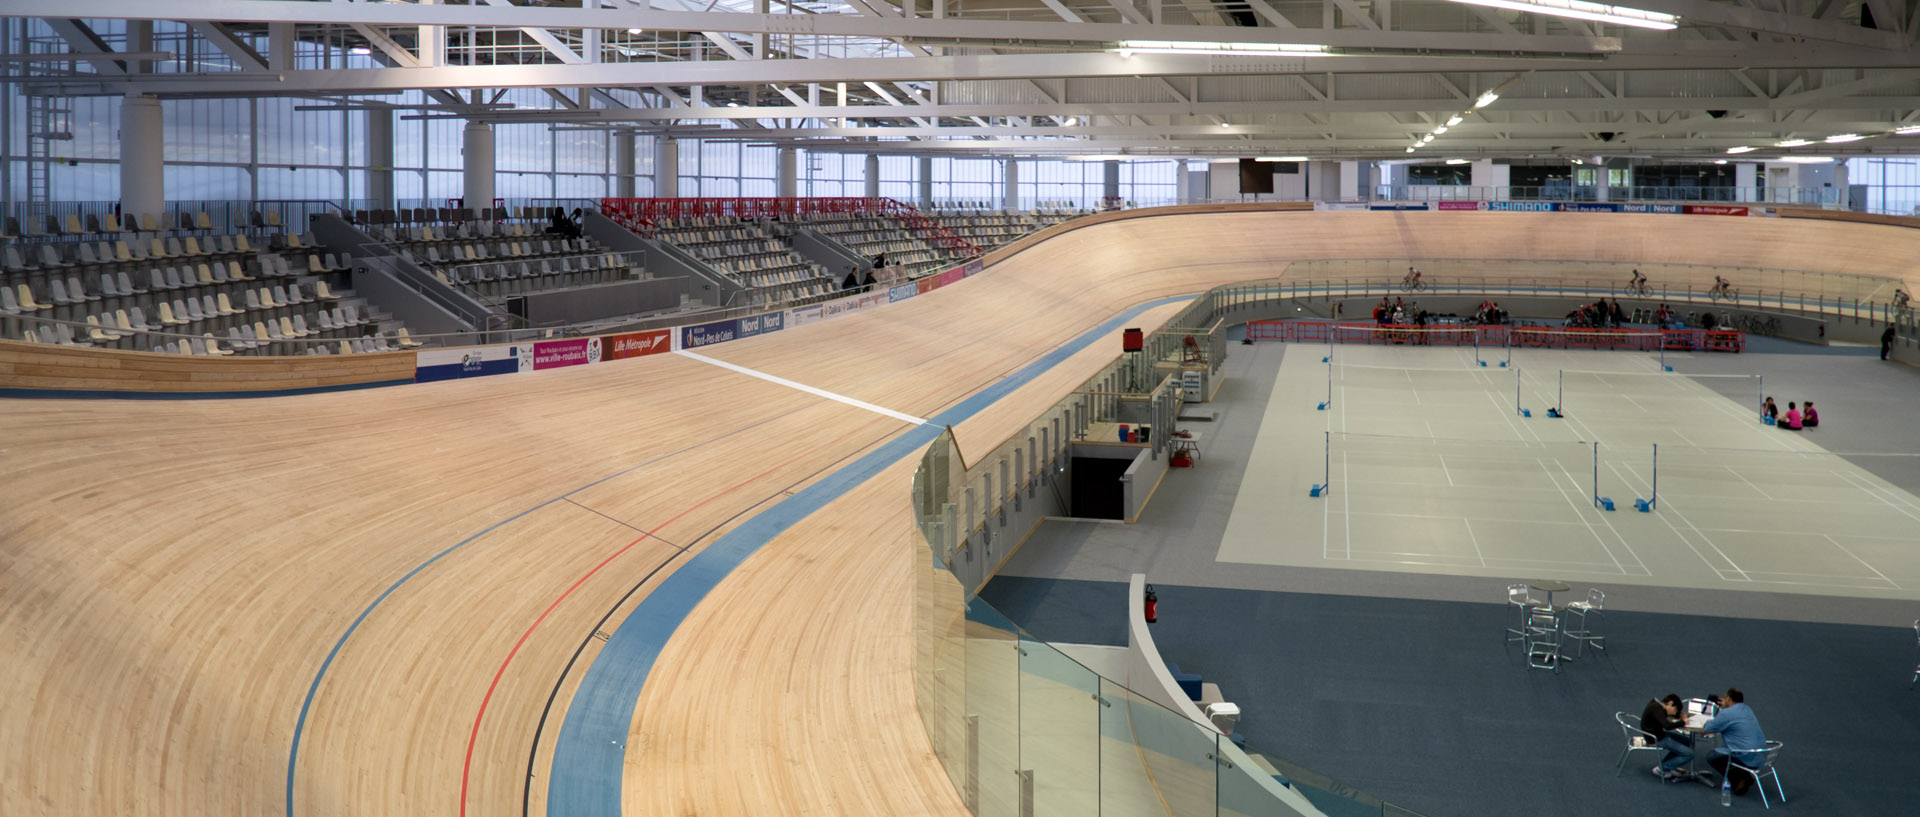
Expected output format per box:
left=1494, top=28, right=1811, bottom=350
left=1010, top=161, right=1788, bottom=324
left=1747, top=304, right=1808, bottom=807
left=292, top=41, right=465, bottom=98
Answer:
left=1564, top=588, right=1606, bottom=658
left=1525, top=605, right=1562, bottom=672
left=1506, top=583, right=1542, bottom=643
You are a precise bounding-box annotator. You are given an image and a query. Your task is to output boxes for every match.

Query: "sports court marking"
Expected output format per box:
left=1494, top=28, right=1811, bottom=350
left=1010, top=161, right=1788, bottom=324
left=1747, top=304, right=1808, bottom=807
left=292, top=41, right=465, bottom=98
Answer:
left=676, top=348, right=930, bottom=425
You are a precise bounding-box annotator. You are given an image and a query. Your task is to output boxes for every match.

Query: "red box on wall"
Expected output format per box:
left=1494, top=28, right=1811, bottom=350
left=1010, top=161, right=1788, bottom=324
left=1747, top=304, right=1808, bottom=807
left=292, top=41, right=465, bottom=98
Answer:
left=1122, top=328, right=1143, bottom=352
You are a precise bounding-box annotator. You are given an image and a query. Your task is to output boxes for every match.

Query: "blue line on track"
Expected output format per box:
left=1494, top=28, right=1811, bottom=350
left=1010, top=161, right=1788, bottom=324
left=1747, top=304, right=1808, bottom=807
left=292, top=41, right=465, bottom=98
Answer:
left=546, top=295, right=1193, bottom=817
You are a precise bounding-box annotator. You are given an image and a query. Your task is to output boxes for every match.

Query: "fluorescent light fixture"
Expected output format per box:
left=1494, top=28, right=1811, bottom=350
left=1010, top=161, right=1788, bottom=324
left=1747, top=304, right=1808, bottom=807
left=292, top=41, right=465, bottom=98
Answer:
left=1571, top=158, right=1584, bottom=164
left=1825, top=133, right=1864, bottom=143
left=1256, top=156, right=1310, bottom=162
left=1219, top=122, right=1232, bottom=129
left=626, top=27, right=644, bottom=34
left=1726, top=146, right=1756, bottom=154
left=1437, top=0, right=1678, bottom=30
left=1446, top=115, right=1465, bottom=127
left=1445, top=159, right=1471, bottom=165
left=1897, top=125, right=1920, bottom=135
left=349, top=46, right=371, bottom=56
left=1714, top=159, right=1728, bottom=165
left=1474, top=91, right=1499, bottom=109
left=726, top=101, right=740, bottom=107
left=1063, top=154, right=1133, bottom=161
left=1776, top=156, right=1834, bottom=164
left=1406, top=147, right=1417, bottom=152
left=1432, top=126, right=1449, bottom=135
left=1113, top=40, right=1330, bottom=56
left=1775, top=138, right=1814, bottom=147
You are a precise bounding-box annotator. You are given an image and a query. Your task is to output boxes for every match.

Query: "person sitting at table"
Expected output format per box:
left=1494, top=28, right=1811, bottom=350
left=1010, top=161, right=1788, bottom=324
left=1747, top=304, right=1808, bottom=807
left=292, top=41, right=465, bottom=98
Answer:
left=1701, top=687, right=1767, bottom=796
left=1801, top=400, right=1818, bottom=428
left=1640, top=694, right=1693, bottom=780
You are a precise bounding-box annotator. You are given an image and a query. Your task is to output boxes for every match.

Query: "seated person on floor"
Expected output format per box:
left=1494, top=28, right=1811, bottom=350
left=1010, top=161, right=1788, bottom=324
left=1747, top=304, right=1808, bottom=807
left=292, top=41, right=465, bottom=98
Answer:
left=1801, top=400, right=1818, bottom=427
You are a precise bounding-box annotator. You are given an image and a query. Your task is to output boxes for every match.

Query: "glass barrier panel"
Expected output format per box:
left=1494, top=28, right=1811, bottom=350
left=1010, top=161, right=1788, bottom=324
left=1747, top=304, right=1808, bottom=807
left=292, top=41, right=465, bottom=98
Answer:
left=1018, top=633, right=1100, bottom=817
left=1099, top=678, right=1219, bottom=817
left=965, top=596, right=1023, bottom=817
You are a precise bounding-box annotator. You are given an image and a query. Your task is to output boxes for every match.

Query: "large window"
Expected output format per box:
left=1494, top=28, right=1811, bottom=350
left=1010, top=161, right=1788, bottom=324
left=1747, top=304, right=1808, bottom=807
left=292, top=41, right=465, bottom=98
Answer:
left=1848, top=157, right=1920, bottom=216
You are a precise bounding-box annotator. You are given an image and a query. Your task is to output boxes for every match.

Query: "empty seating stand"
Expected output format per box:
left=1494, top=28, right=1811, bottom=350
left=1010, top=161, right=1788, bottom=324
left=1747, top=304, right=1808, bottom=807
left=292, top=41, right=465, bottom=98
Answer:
left=370, top=211, right=642, bottom=302
left=652, top=216, right=833, bottom=307
left=1, top=207, right=413, bottom=357
left=799, top=212, right=968, bottom=281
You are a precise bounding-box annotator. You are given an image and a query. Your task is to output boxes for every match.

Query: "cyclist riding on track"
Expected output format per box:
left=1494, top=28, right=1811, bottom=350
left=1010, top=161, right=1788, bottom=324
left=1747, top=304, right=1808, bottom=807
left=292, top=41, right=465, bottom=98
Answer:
left=1403, top=266, right=1424, bottom=292
left=1628, top=269, right=1649, bottom=295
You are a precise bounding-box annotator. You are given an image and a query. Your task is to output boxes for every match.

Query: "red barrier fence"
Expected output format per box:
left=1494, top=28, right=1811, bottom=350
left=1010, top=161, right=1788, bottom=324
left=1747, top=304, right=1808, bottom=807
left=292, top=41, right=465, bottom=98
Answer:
left=598, top=197, right=980, bottom=255
left=1246, top=321, right=1743, bottom=352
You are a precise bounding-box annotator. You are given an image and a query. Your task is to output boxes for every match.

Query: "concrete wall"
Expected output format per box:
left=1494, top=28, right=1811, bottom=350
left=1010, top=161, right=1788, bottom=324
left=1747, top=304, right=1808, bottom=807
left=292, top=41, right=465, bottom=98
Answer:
left=516, top=277, right=688, bottom=325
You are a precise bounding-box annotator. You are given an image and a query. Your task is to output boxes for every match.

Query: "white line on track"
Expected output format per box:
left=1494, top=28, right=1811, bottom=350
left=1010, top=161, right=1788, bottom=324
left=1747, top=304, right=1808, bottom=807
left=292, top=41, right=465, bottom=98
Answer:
left=676, top=349, right=929, bottom=425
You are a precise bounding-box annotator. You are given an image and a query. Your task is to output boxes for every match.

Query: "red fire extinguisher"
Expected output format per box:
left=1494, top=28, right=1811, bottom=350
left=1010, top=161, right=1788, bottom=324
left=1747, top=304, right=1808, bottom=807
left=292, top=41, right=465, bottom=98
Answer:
left=1144, top=584, right=1158, bottom=624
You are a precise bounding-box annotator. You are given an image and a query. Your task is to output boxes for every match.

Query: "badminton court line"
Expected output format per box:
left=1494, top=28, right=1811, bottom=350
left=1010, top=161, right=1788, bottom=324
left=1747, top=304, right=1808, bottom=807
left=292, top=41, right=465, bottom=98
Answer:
left=1615, top=461, right=1753, bottom=583
left=1821, top=533, right=1903, bottom=590
left=1551, top=455, right=1652, bottom=577
left=1830, top=468, right=1920, bottom=525
left=676, top=349, right=929, bottom=425
left=1538, top=457, right=1634, bottom=576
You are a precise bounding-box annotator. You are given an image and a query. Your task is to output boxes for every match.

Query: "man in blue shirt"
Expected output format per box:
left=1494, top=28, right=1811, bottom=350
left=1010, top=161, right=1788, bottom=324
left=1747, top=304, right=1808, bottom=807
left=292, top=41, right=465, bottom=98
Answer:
left=1702, top=687, right=1768, bottom=796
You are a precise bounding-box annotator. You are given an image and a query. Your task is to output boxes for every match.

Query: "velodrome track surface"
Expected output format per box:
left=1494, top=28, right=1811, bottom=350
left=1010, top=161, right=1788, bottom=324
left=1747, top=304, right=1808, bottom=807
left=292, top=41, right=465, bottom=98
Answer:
left=3, top=209, right=1919, bottom=817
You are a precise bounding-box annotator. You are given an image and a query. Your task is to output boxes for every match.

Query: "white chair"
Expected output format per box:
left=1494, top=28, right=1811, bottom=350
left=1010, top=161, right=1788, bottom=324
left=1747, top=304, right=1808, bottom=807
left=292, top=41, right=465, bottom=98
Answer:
left=1613, top=712, right=1667, bottom=777
left=1564, top=588, right=1605, bottom=658
left=1726, top=741, right=1786, bottom=808
left=203, top=333, right=235, bottom=356
left=1506, top=583, right=1541, bottom=643
left=396, top=327, right=424, bottom=348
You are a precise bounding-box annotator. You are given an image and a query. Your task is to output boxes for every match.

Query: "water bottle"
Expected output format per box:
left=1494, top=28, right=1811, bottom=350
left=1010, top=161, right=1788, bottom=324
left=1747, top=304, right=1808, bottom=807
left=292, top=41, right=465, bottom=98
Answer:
left=1720, top=776, right=1732, bottom=807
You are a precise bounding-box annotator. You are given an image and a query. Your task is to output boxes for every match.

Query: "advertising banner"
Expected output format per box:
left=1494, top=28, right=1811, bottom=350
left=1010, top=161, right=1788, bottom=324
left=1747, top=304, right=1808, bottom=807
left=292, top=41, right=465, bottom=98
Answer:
left=1558, top=202, right=1623, bottom=213
left=1621, top=203, right=1683, bottom=214
left=1435, top=201, right=1481, bottom=211
left=789, top=303, right=826, bottom=327
left=889, top=282, right=918, bottom=303
left=737, top=310, right=784, bottom=338
left=1484, top=201, right=1556, bottom=212
left=963, top=259, right=984, bottom=276
left=1368, top=202, right=1431, bottom=211
left=532, top=337, right=602, bottom=370
left=415, top=344, right=532, bottom=383
left=1315, top=201, right=1370, bottom=211
left=916, top=278, right=939, bottom=295
left=682, top=318, right=742, bottom=349
left=939, top=267, right=966, bottom=286
left=1684, top=205, right=1750, bottom=216
left=603, top=329, right=671, bottom=360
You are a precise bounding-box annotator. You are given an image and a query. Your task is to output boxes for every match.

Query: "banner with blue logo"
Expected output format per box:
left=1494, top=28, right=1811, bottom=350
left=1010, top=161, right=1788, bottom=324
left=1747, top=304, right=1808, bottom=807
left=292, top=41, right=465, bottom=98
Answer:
left=1621, top=203, right=1683, bottom=214
left=1484, top=201, right=1557, bottom=212
left=889, top=282, right=919, bottom=303
left=1557, top=202, right=1623, bottom=213
left=414, top=344, right=532, bottom=383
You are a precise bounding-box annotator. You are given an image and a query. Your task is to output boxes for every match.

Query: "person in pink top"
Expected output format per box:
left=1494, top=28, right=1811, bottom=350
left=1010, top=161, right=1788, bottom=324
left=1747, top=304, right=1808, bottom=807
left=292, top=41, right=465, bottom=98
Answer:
left=1778, top=401, right=1803, bottom=431
left=1801, top=401, right=1818, bottom=428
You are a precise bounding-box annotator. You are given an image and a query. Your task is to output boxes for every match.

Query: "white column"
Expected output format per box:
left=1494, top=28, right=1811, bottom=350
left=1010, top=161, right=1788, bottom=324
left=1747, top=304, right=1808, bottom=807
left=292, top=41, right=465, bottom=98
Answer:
left=863, top=154, right=881, bottom=199
left=461, top=120, right=494, bottom=209
left=1174, top=160, right=1191, bottom=203
left=1002, top=158, right=1019, bottom=211
left=917, top=155, right=933, bottom=206
left=119, top=94, right=164, bottom=220
left=1469, top=159, right=1495, bottom=199
left=367, top=107, right=395, bottom=209
left=655, top=137, right=679, bottom=198
left=1338, top=160, right=1360, bottom=201
left=614, top=132, right=636, bottom=199
left=777, top=147, right=798, bottom=198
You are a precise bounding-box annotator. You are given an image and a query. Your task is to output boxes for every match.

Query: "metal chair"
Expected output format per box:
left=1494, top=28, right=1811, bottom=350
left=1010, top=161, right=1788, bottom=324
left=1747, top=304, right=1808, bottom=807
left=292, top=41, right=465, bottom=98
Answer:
left=1612, top=712, right=1666, bottom=777
left=1506, top=583, right=1542, bottom=642
left=1564, top=587, right=1606, bottom=658
left=1525, top=605, right=1562, bottom=671
left=1726, top=741, right=1786, bottom=808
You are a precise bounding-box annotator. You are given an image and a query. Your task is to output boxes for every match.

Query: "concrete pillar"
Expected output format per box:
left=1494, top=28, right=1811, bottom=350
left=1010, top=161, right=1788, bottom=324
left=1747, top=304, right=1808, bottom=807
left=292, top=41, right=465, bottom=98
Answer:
left=461, top=120, right=494, bottom=208
left=656, top=137, right=679, bottom=198
left=1174, top=160, right=1191, bottom=203
left=366, top=107, right=395, bottom=209
left=1735, top=161, right=1758, bottom=203
left=777, top=147, right=798, bottom=198
left=614, top=132, right=636, bottom=198
left=1339, top=160, right=1360, bottom=201
left=1002, top=158, right=1019, bottom=211
left=118, top=94, right=164, bottom=220
left=917, top=155, right=933, bottom=206
left=864, top=154, right=881, bottom=199
left=1103, top=160, right=1122, bottom=204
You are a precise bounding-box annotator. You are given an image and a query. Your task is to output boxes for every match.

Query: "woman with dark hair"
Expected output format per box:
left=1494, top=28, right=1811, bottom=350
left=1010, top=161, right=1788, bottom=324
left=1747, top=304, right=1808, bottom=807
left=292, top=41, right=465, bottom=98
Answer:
left=1801, top=400, right=1818, bottom=427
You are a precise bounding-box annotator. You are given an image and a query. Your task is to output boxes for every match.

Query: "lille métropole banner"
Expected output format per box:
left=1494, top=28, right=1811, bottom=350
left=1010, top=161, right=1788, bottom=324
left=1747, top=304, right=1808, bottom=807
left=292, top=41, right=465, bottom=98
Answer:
left=1435, top=201, right=1481, bottom=211
left=1684, top=204, right=1750, bottom=216
left=531, top=337, right=603, bottom=370
left=603, top=329, right=671, bottom=360
left=414, top=344, right=532, bottom=382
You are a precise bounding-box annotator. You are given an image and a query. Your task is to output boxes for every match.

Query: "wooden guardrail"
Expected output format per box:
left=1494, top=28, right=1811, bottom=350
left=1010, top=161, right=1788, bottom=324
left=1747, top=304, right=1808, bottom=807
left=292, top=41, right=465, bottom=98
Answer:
left=0, top=342, right=416, bottom=394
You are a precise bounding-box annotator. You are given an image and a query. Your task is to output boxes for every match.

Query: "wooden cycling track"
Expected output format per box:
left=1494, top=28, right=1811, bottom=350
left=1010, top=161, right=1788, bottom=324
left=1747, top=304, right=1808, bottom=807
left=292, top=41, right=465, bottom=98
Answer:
left=3, top=207, right=1918, bottom=817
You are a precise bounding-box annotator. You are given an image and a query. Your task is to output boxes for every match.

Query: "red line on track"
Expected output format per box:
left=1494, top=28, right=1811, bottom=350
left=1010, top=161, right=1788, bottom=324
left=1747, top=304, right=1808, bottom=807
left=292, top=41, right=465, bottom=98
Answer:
left=456, top=413, right=890, bottom=817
